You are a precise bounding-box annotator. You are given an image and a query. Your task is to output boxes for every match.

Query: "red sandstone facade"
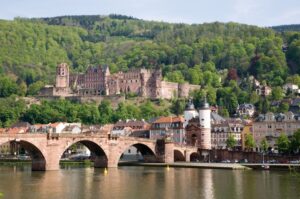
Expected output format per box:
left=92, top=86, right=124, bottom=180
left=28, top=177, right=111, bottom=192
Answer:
left=40, top=63, right=200, bottom=99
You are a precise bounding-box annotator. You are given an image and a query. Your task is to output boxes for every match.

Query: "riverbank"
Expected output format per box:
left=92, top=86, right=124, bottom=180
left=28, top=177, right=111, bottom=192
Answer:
left=119, top=162, right=300, bottom=171
left=118, top=162, right=251, bottom=170
left=2, top=160, right=300, bottom=171
left=242, top=163, right=300, bottom=171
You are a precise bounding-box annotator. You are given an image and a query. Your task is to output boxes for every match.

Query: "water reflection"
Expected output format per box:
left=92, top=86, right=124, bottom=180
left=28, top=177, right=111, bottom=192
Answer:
left=0, top=165, right=300, bottom=199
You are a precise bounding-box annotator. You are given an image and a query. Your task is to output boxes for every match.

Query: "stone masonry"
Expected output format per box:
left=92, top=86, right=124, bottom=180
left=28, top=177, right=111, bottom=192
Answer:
left=0, top=133, right=197, bottom=171
left=40, top=63, right=201, bottom=99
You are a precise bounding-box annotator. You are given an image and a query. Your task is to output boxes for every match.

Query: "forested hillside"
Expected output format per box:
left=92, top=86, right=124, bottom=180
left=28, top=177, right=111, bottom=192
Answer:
left=0, top=15, right=300, bottom=126
left=272, top=24, right=300, bottom=32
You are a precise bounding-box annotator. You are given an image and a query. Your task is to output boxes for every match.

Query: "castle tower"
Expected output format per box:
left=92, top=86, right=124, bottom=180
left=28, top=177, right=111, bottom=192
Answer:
left=55, top=63, right=69, bottom=88
left=183, top=99, right=199, bottom=128
left=103, top=65, right=110, bottom=95
left=199, top=97, right=211, bottom=150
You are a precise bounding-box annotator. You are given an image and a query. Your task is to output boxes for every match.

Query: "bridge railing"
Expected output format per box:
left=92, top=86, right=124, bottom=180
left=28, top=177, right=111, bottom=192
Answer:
left=174, top=143, right=198, bottom=150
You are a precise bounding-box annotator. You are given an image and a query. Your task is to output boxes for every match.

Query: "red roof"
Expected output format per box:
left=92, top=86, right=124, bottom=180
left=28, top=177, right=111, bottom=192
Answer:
left=153, top=116, right=184, bottom=124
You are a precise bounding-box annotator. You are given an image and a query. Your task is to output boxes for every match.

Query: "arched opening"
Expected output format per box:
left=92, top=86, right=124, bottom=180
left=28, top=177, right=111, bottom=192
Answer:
left=190, top=152, right=200, bottom=162
left=174, top=150, right=185, bottom=162
left=60, top=140, right=108, bottom=168
left=191, top=134, right=197, bottom=146
left=0, top=140, right=46, bottom=171
left=118, top=143, right=156, bottom=165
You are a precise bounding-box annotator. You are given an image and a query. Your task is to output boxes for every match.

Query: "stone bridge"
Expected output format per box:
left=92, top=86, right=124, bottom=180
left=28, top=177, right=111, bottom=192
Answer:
left=0, top=133, right=198, bottom=171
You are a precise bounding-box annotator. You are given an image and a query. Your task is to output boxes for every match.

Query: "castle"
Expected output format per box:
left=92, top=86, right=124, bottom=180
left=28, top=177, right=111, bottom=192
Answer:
left=40, top=63, right=201, bottom=99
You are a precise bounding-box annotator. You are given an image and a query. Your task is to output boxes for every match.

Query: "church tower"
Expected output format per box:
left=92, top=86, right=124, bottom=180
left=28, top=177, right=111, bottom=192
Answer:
left=55, top=63, right=69, bottom=88
left=199, top=98, right=211, bottom=150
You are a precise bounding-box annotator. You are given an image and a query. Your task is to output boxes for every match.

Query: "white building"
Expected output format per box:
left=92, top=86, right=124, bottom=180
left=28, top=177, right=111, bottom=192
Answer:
left=236, top=103, right=255, bottom=118
left=183, top=99, right=199, bottom=128
left=283, top=83, right=300, bottom=94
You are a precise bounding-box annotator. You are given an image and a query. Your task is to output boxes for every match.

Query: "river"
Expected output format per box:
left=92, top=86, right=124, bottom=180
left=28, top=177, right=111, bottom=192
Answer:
left=0, top=165, right=300, bottom=199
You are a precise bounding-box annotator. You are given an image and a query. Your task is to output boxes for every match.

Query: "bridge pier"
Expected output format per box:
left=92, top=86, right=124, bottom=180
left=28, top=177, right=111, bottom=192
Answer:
left=185, top=151, right=191, bottom=162
left=94, top=156, right=108, bottom=168
left=31, top=160, right=46, bottom=171
left=164, top=142, right=174, bottom=164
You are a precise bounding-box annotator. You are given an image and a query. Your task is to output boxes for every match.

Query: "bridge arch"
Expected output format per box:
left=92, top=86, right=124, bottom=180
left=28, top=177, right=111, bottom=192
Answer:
left=0, top=139, right=47, bottom=171
left=190, top=152, right=200, bottom=162
left=116, top=142, right=157, bottom=165
left=59, top=139, right=108, bottom=168
left=174, top=149, right=185, bottom=162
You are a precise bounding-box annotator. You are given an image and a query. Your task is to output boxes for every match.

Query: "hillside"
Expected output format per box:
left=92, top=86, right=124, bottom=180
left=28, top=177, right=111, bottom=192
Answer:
left=272, top=24, right=300, bottom=32
left=0, top=15, right=300, bottom=127
left=1, top=15, right=297, bottom=85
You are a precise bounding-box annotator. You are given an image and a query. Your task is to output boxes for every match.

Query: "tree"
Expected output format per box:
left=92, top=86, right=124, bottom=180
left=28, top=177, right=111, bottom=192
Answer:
left=171, top=99, right=186, bottom=116
left=244, top=133, right=255, bottom=151
left=98, top=100, right=114, bottom=124
left=226, top=134, right=236, bottom=149
left=276, top=133, right=290, bottom=154
left=277, top=102, right=289, bottom=113
left=271, top=86, right=284, bottom=101
left=260, top=137, right=269, bottom=152
left=0, top=77, right=18, bottom=97
left=27, top=81, right=45, bottom=96
left=290, top=129, right=300, bottom=153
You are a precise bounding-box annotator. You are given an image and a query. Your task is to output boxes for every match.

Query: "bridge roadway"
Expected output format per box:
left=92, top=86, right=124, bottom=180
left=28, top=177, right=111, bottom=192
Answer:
left=0, top=133, right=198, bottom=171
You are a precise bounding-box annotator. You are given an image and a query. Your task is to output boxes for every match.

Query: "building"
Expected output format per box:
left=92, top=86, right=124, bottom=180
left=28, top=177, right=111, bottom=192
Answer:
left=236, top=103, right=255, bottom=118
left=283, top=83, right=300, bottom=94
left=252, top=112, right=300, bottom=151
left=149, top=116, right=185, bottom=144
left=256, top=85, right=272, bottom=96
left=211, top=119, right=244, bottom=149
left=111, top=119, right=150, bottom=137
left=40, top=63, right=200, bottom=99
left=185, top=99, right=212, bottom=150
left=183, top=99, right=199, bottom=128
left=289, top=98, right=300, bottom=114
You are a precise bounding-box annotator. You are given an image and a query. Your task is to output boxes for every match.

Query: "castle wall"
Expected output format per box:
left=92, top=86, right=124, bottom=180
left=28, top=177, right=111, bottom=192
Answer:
left=118, top=70, right=143, bottom=94
left=179, top=83, right=201, bottom=98
left=161, top=81, right=179, bottom=99
left=67, top=95, right=125, bottom=108
left=46, top=63, right=201, bottom=100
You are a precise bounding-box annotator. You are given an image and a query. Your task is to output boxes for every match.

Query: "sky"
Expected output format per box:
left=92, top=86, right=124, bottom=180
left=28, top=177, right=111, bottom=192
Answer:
left=0, top=0, right=300, bottom=27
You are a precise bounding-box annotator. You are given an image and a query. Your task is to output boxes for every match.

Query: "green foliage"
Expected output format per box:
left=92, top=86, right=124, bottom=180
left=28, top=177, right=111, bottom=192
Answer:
left=170, top=99, right=186, bottom=116
left=244, top=133, right=256, bottom=151
left=98, top=100, right=114, bottom=124
left=260, top=138, right=269, bottom=152
left=226, top=134, right=236, bottom=149
left=271, top=86, right=284, bottom=101
left=277, top=102, right=289, bottom=113
left=290, top=129, right=300, bottom=153
left=27, top=81, right=45, bottom=96
left=21, top=99, right=170, bottom=125
left=276, top=133, right=290, bottom=154
left=0, top=16, right=299, bottom=117
left=0, top=97, right=26, bottom=127
left=0, top=76, right=18, bottom=97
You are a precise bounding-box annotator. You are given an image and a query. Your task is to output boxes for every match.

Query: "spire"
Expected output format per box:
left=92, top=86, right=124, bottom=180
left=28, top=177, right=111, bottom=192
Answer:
left=185, top=98, right=195, bottom=110
left=201, top=95, right=210, bottom=109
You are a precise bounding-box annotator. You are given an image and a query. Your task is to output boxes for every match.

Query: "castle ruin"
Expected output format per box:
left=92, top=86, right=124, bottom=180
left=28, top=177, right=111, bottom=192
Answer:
left=40, top=63, right=200, bottom=99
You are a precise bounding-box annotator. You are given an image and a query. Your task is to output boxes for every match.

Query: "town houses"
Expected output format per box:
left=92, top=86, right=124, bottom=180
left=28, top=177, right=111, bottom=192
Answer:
left=2, top=98, right=300, bottom=157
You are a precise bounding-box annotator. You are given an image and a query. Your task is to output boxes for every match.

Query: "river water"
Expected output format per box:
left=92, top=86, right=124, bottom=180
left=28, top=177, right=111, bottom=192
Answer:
left=0, top=165, right=300, bottom=199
